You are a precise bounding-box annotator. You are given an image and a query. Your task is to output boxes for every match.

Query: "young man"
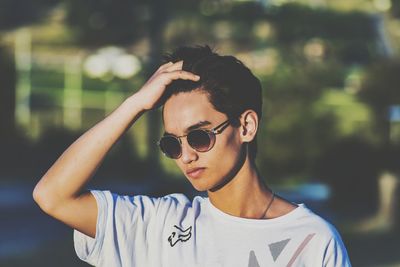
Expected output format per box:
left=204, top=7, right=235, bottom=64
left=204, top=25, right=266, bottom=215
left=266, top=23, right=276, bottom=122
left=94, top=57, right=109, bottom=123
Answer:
left=33, top=45, right=352, bottom=266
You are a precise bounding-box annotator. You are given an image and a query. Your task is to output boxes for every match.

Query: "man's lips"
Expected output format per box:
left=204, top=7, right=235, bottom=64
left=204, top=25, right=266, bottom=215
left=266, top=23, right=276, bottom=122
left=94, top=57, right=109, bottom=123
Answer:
left=186, top=167, right=206, bottom=178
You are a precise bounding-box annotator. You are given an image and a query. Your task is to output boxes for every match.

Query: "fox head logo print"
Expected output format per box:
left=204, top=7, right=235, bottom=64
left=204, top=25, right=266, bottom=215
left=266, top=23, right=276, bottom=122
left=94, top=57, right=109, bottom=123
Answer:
left=168, top=225, right=192, bottom=247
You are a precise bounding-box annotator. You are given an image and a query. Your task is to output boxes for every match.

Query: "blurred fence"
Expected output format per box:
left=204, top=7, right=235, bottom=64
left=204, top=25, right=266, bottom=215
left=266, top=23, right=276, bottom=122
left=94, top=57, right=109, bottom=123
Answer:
left=14, top=29, right=139, bottom=140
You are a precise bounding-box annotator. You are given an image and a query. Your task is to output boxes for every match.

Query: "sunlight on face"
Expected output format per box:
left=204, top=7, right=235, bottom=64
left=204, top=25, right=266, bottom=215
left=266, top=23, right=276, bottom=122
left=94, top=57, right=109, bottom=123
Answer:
left=163, top=89, right=243, bottom=192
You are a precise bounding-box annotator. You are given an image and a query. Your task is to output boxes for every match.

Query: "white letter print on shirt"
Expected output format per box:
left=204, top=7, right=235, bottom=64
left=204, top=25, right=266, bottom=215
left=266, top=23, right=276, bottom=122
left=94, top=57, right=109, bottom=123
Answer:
left=168, top=225, right=193, bottom=247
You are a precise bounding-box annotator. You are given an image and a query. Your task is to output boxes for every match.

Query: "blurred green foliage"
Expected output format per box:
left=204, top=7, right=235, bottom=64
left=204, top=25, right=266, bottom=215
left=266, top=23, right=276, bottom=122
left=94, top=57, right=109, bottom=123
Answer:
left=392, top=0, right=400, bottom=17
left=0, top=45, right=16, bottom=139
left=1, top=1, right=400, bottom=211
left=64, top=0, right=148, bottom=46
left=267, top=3, right=378, bottom=64
left=358, top=59, right=400, bottom=148
left=268, top=4, right=375, bottom=42
left=0, top=0, right=61, bottom=30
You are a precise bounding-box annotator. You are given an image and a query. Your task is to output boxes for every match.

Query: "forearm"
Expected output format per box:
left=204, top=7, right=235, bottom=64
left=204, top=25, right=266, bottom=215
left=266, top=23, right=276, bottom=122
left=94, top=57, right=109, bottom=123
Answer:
left=32, top=60, right=198, bottom=236
left=33, top=93, right=145, bottom=209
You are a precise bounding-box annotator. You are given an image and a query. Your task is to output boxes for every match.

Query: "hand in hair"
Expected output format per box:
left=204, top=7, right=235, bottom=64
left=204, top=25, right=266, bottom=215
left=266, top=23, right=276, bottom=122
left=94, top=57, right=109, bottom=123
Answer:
left=136, top=61, right=200, bottom=111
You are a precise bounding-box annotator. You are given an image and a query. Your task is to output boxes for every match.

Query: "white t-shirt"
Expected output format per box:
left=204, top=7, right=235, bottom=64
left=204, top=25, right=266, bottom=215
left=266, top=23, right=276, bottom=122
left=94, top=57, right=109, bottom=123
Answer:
left=74, top=190, right=352, bottom=267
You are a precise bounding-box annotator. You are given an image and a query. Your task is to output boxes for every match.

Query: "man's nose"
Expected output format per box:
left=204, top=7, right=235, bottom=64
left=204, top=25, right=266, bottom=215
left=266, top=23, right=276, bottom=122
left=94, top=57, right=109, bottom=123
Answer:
left=180, top=139, right=198, bottom=164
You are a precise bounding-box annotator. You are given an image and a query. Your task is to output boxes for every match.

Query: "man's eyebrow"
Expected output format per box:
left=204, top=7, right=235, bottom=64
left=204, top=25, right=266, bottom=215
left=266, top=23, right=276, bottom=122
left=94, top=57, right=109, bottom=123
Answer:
left=164, top=121, right=212, bottom=136
left=186, top=121, right=212, bottom=133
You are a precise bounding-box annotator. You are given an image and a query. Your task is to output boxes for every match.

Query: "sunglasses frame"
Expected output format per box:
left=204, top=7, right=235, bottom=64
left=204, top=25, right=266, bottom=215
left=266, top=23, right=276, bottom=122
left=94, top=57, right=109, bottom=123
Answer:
left=158, top=119, right=231, bottom=159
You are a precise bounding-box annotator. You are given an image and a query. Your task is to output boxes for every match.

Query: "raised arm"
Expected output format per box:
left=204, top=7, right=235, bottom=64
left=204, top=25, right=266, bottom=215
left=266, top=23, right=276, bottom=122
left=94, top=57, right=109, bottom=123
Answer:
left=33, top=61, right=199, bottom=238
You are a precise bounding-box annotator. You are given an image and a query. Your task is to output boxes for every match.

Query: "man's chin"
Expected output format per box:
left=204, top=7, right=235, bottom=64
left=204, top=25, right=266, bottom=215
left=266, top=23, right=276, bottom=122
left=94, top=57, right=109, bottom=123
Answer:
left=188, top=175, right=232, bottom=193
left=188, top=180, right=212, bottom=192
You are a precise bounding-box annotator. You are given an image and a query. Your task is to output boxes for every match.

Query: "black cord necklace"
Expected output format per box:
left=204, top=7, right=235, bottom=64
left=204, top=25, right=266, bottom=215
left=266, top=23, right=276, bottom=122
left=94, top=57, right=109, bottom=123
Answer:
left=259, top=191, right=275, bottom=219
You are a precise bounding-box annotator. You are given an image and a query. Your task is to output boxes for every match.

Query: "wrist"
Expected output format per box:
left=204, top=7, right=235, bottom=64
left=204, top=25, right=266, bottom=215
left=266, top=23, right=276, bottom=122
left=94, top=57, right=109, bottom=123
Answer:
left=124, top=93, right=147, bottom=112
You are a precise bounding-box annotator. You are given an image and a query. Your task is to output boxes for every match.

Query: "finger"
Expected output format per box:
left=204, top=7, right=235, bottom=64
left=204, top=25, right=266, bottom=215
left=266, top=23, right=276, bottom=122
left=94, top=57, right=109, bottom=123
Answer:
left=156, top=61, right=174, bottom=72
left=164, top=60, right=184, bottom=72
left=167, top=70, right=200, bottom=81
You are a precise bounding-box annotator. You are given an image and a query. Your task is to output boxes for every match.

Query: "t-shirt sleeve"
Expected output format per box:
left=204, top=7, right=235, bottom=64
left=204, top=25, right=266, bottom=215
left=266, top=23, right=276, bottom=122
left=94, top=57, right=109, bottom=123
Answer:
left=73, top=190, right=162, bottom=266
left=73, top=190, right=107, bottom=266
left=322, top=225, right=352, bottom=267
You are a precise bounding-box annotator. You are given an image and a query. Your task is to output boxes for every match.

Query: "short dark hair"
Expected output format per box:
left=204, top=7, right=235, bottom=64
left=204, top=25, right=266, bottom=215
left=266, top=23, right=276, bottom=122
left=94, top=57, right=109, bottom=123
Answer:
left=161, top=45, right=263, bottom=160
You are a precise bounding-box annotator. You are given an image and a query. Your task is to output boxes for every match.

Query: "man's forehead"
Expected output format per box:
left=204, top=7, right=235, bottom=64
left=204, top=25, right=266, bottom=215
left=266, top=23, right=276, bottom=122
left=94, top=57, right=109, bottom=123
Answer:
left=162, top=90, right=210, bottom=113
left=162, top=91, right=218, bottom=130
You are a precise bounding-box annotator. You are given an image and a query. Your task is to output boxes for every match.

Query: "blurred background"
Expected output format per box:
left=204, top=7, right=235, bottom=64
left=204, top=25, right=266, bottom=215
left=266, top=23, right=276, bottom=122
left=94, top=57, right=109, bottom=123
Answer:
left=1, top=0, right=400, bottom=266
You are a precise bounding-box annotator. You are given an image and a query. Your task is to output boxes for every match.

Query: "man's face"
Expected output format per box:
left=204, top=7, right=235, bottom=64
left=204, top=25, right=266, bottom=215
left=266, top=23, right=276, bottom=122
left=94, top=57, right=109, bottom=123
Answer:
left=163, top=90, right=245, bottom=192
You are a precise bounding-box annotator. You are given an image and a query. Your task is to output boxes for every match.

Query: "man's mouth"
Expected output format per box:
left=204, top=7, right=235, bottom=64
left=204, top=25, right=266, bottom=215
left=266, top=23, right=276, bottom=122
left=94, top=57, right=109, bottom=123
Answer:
left=186, top=167, right=206, bottom=179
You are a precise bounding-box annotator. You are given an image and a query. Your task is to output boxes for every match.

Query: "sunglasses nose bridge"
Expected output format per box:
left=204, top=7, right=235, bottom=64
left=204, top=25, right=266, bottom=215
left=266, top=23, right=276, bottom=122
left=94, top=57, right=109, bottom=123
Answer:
left=176, top=135, right=183, bottom=145
left=180, top=135, right=192, bottom=151
left=180, top=136, right=198, bottom=162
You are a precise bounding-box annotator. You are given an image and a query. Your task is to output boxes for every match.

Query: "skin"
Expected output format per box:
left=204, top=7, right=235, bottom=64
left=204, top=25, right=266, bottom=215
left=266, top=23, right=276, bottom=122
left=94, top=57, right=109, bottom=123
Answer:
left=33, top=61, right=199, bottom=238
left=33, top=60, right=297, bottom=241
left=163, top=90, right=298, bottom=219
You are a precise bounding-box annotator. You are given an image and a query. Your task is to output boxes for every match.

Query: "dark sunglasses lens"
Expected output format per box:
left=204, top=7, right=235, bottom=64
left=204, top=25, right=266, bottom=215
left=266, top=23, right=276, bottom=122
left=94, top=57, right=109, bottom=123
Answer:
left=160, top=137, right=181, bottom=159
left=187, top=130, right=211, bottom=152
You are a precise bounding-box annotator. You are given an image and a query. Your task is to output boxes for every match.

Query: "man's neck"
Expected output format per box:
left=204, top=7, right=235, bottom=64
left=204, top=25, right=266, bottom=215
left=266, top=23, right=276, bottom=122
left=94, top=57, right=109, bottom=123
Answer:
left=207, top=156, right=273, bottom=219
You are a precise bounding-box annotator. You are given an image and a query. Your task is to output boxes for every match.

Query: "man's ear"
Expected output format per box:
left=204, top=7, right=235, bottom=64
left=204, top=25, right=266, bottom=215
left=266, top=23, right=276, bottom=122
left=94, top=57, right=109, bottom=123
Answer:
left=239, top=110, right=258, bottom=143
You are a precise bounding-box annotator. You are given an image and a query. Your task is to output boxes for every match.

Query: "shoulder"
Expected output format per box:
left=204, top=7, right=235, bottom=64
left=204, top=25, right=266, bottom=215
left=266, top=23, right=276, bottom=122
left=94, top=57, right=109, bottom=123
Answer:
left=277, top=203, right=347, bottom=248
left=90, top=190, right=206, bottom=215
left=298, top=205, right=345, bottom=239
left=273, top=196, right=340, bottom=239
left=161, top=193, right=207, bottom=205
left=291, top=205, right=351, bottom=265
left=157, top=193, right=207, bottom=215
left=90, top=189, right=162, bottom=211
left=90, top=190, right=194, bottom=205
left=296, top=205, right=350, bottom=255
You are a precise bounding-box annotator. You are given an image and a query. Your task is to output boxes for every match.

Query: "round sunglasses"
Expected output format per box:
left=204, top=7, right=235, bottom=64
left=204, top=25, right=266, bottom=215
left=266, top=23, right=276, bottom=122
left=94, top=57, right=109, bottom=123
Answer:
left=158, top=119, right=231, bottom=159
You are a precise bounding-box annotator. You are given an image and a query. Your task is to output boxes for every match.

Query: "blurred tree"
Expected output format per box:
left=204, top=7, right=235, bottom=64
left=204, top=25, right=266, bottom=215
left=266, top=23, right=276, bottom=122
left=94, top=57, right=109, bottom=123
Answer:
left=0, top=0, right=61, bottom=31
left=391, top=0, right=400, bottom=18
left=158, top=1, right=382, bottom=184
left=2, top=0, right=392, bottom=188
left=266, top=3, right=378, bottom=64
left=64, top=0, right=148, bottom=46
left=314, top=136, right=380, bottom=214
left=146, top=0, right=168, bottom=177
left=253, top=3, right=387, bottom=185
left=199, top=1, right=381, bottom=175
left=258, top=62, right=344, bottom=183
left=0, top=0, right=61, bottom=140
left=268, top=3, right=374, bottom=42
left=358, top=59, right=400, bottom=146
left=164, top=1, right=267, bottom=49
left=64, top=0, right=169, bottom=176
left=0, top=45, right=16, bottom=139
